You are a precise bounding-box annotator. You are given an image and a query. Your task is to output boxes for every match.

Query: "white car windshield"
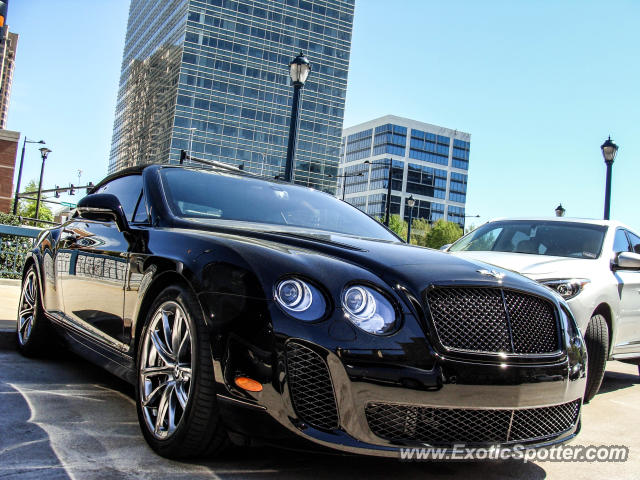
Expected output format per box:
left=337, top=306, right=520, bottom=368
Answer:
left=449, top=220, right=607, bottom=259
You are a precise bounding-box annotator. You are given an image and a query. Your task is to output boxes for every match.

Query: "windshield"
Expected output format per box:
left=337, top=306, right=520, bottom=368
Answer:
left=160, top=168, right=398, bottom=242
left=449, top=220, right=607, bottom=259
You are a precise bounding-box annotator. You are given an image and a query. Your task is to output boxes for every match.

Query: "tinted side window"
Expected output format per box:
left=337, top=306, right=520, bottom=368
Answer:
left=627, top=231, right=640, bottom=255
left=133, top=190, right=149, bottom=223
left=613, top=229, right=631, bottom=255
left=96, top=175, right=143, bottom=221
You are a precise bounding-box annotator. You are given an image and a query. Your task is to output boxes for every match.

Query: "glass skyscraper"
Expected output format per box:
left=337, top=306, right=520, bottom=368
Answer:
left=109, top=0, right=354, bottom=193
left=339, top=115, right=471, bottom=228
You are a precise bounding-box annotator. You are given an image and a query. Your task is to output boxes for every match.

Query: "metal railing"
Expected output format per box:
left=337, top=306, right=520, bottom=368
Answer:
left=0, top=224, right=42, bottom=279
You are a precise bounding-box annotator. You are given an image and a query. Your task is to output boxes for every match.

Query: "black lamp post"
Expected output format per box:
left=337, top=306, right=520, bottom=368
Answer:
left=601, top=136, right=618, bottom=220
left=284, top=52, right=311, bottom=183
left=328, top=171, right=364, bottom=200
left=34, top=147, right=51, bottom=221
left=406, top=195, right=415, bottom=243
left=13, top=137, right=46, bottom=215
left=364, top=159, right=394, bottom=226
left=555, top=203, right=565, bottom=217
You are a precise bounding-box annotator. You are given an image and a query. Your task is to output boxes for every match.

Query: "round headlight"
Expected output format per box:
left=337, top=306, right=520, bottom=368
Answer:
left=275, top=278, right=326, bottom=321
left=342, top=285, right=397, bottom=335
left=277, top=279, right=312, bottom=312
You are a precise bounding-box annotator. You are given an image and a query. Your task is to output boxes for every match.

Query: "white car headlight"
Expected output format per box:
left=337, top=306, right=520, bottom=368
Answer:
left=541, top=278, right=590, bottom=300
left=341, top=285, right=397, bottom=334
left=275, top=278, right=326, bottom=321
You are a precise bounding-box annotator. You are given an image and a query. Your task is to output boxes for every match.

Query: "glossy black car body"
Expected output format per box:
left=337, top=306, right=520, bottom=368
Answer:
left=20, top=164, right=587, bottom=458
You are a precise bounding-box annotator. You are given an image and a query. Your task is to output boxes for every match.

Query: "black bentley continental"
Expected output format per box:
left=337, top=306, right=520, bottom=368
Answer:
left=17, top=163, right=587, bottom=459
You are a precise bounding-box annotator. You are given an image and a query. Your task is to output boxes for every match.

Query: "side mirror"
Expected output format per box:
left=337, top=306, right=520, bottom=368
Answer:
left=440, top=244, right=452, bottom=251
left=614, top=252, right=640, bottom=270
left=76, top=193, right=129, bottom=232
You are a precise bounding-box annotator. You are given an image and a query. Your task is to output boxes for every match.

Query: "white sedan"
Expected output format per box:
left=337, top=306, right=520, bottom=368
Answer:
left=446, top=218, right=640, bottom=402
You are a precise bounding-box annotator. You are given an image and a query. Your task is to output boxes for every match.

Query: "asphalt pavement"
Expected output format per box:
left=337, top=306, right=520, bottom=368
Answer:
left=0, top=283, right=638, bottom=479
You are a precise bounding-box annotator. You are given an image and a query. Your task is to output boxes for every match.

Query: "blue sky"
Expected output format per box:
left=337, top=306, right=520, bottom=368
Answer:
left=6, top=1, right=640, bottom=231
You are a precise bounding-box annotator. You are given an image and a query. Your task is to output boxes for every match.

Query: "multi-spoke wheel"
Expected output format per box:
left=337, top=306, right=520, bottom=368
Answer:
left=140, top=301, right=193, bottom=439
left=135, top=285, right=229, bottom=458
left=16, top=266, right=49, bottom=356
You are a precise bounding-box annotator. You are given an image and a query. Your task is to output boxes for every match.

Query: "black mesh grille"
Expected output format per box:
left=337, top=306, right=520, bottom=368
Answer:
left=427, top=287, right=510, bottom=352
left=427, top=287, right=559, bottom=354
left=510, top=401, right=581, bottom=441
left=365, top=400, right=580, bottom=446
left=286, top=342, right=339, bottom=431
left=504, top=290, right=558, bottom=354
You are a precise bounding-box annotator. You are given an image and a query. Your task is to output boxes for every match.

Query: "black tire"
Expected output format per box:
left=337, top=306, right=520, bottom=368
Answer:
left=583, top=314, right=609, bottom=403
left=135, top=284, right=229, bottom=459
left=16, top=266, right=50, bottom=357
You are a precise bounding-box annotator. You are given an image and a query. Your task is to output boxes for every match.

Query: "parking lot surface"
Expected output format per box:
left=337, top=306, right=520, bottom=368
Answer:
left=1, top=283, right=638, bottom=479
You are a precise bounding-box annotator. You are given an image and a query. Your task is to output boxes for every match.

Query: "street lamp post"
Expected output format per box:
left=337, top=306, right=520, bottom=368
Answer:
left=555, top=203, right=565, bottom=217
left=601, top=136, right=618, bottom=220
left=34, top=147, right=51, bottom=222
left=328, top=171, right=364, bottom=200
left=284, top=52, right=311, bottom=183
left=364, top=159, right=394, bottom=226
left=406, top=195, right=415, bottom=243
left=12, top=137, right=46, bottom=215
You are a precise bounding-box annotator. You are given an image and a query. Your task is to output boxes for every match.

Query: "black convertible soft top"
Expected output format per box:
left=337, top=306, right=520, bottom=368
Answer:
left=89, top=164, right=152, bottom=194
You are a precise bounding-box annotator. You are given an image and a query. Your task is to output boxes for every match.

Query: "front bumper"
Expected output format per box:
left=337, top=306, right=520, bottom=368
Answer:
left=216, top=326, right=587, bottom=457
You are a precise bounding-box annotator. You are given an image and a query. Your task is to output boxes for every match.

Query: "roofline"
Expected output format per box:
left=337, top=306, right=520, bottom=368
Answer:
left=342, top=114, right=471, bottom=141
left=90, top=164, right=151, bottom=193
left=483, top=216, right=633, bottom=230
left=92, top=163, right=332, bottom=195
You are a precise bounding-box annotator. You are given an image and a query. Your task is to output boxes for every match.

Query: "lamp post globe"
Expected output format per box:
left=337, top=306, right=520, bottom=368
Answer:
left=601, top=136, right=618, bottom=164
left=555, top=203, right=565, bottom=217
left=600, top=136, right=618, bottom=220
left=288, top=51, right=311, bottom=86
left=284, top=52, right=311, bottom=183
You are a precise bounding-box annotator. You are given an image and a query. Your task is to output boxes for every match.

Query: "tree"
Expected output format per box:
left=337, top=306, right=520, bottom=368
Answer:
left=0, top=212, right=34, bottom=278
left=409, top=217, right=431, bottom=246
left=425, top=219, right=463, bottom=249
left=387, top=214, right=407, bottom=240
left=14, top=180, right=53, bottom=224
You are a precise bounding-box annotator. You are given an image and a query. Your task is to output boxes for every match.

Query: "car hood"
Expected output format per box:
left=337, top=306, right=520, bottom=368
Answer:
left=175, top=220, right=558, bottom=302
left=448, top=250, right=598, bottom=280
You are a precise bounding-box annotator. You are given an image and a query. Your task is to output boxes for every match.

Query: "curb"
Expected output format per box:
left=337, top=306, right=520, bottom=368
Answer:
left=0, top=279, right=20, bottom=286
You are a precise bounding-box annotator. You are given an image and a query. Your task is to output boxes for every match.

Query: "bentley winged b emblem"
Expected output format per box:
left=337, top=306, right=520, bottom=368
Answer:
left=477, top=269, right=506, bottom=280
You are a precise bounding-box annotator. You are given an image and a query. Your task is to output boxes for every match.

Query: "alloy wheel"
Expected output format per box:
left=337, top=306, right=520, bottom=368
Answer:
left=18, top=271, right=37, bottom=346
left=139, top=301, right=193, bottom=440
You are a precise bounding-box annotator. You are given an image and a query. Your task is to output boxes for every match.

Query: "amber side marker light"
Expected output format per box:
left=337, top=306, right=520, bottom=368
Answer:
left=235, top=376, right=263, bottom=392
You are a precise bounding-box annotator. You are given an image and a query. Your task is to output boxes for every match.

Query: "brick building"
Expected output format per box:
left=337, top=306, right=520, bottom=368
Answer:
left=0, top=129, right=19, bottom=212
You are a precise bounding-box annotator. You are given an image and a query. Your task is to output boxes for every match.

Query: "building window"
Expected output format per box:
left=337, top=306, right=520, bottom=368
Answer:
left=366, top=193, right=401, bottom=219
left=373, top=124, right=407, bottom=156
left=447, top=205, right=465, bottom=228
left=406, top=163, right=447, bottom=199
left=452, top=139, right=470, bottom=170
left=366, top=158, right=404, bottom=192
left=449, top=172, right=467, bottom=203
left=403, top=198, right=445, bottom=223
left=344, top=129, right=372, bottom=162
